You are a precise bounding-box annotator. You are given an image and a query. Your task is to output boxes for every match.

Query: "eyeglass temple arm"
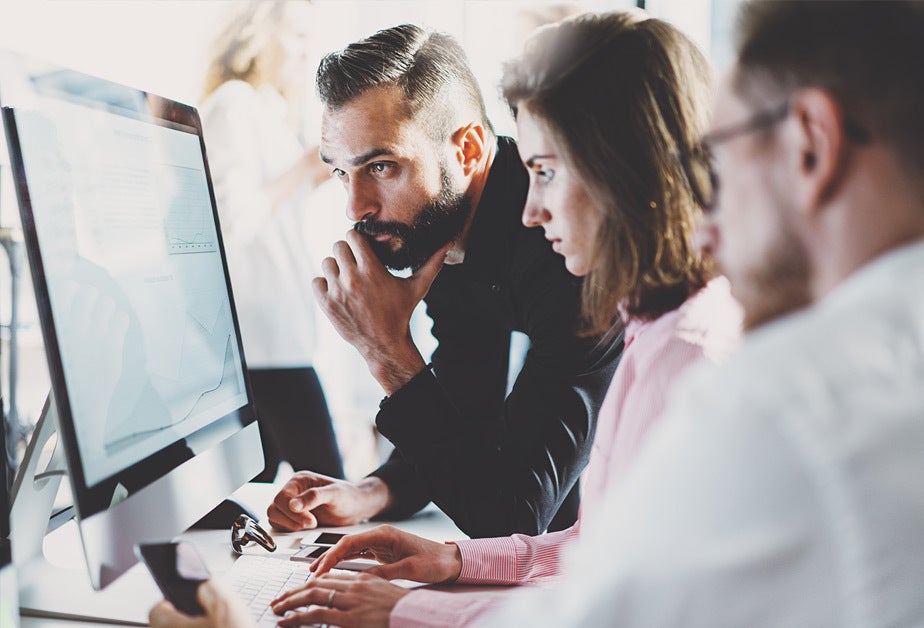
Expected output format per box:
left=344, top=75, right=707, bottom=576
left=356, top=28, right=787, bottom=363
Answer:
left=247, top=521, right=277, bottom=552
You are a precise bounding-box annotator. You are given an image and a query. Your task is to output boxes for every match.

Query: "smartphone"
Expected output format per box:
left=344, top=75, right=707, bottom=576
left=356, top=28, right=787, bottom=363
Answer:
left=135, top=541, right=210, bottom=616
left=290, top=544, right=376, bottom=571
left=299, top=531, right=346, bottom=548
left=290, top=545, right=328, bottom=563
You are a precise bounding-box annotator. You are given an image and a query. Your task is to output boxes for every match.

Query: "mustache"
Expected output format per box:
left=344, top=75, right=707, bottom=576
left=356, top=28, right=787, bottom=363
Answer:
left=353, top=220, right=411, bottom=240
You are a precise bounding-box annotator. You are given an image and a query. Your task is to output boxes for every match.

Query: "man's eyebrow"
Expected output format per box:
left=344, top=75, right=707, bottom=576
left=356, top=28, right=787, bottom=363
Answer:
left=351, top=148, right=392, bottom=167
left=524, top=154, right=555, bottom=168
left=320, top=147, right=394, bottom=168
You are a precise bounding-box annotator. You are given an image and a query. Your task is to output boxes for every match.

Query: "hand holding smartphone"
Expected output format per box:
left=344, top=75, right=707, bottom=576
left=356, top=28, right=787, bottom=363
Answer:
left=136, top=541, right=210, bottom=616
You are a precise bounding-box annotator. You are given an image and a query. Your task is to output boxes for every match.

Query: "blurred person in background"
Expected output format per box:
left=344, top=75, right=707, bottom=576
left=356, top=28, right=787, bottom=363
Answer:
left=200, top=0, right=344, bottom=482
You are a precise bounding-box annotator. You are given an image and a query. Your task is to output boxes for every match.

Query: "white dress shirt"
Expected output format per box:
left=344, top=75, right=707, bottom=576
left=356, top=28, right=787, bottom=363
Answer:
left=200, top=81, right=317, bottom=368
left=480, top=239, right=924, bottom=627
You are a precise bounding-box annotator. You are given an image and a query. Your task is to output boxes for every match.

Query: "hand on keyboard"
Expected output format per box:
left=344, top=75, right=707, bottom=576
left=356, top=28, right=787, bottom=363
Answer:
left=224, top=554, right=352, bottom=627
left=269, top=570, right=412, bottom=628
left=309, top=524, right=462, bottom=584
left=149, top=578, right=257, bottom=628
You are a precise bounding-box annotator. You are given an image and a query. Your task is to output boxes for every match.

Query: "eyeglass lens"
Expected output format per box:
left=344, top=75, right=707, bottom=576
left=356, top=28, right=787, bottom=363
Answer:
left=684, top=147, right=718, bottom=211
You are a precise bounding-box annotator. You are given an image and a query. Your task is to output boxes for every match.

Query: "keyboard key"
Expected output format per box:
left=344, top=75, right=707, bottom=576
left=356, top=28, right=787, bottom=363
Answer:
left=224, top=554, right=354, bottom=628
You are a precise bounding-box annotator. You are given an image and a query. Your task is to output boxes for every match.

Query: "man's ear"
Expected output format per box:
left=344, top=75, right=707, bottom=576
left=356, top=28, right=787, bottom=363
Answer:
left=451, top=122, right=487, bottom=176
left=788, top=88, right=849, bottom=216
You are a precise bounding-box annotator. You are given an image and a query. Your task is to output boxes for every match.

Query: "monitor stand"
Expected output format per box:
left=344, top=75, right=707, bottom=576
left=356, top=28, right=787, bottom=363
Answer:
left=10, top=394, right=156, bottom=625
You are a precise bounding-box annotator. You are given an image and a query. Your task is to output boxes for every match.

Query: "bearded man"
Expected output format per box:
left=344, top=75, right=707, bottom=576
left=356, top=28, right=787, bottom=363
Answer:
left=266, top=24, right=622, bottom=538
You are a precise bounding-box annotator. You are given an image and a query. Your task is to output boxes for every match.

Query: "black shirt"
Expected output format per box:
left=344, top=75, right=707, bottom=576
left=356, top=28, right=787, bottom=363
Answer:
left=370, top=136, right=623, bottom=538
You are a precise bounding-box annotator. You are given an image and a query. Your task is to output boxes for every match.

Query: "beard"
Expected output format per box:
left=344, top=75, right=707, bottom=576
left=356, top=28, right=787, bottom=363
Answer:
left=729, top=217, right=812, bottom=332
left=353, top=167, right=472, bottom=271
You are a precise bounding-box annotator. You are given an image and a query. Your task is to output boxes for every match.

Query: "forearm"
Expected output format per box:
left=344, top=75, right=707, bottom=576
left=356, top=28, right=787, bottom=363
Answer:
left=363, top=335, right=428, bottom=396
left=367, top=451, right=434, bottom=521
left=352, top=476, right=395, bottom=520
left=454, top=527, right=575, bottom=585
left=376, top=368, right=595, bottom=538
left=392, top=589, right=516, bottom=628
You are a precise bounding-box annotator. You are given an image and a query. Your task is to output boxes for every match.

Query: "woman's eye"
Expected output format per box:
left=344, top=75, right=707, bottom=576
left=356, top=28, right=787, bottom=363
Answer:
left=536, top=168, right=555, bottom=182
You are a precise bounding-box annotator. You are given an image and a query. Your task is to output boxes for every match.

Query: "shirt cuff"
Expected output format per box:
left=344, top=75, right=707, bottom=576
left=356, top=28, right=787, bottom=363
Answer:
left=379, top=362, right=434, bottom=409
left=375, top=368, right=459, bottom=451
left=390, top=590, right=467, bottom=628
left=454, top=536, right=519, bottom=585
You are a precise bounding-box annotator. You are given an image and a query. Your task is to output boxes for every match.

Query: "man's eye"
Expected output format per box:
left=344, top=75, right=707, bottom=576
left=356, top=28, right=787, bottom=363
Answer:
left=369, top=162, right=393, bottom=175
left=332, top=168, right=346, bottom=178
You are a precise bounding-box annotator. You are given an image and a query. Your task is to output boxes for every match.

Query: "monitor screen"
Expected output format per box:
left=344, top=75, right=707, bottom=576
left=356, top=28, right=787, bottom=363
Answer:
left=12, top=99, right=249, bottom=489
left=1, top=51, right=263, bottom=593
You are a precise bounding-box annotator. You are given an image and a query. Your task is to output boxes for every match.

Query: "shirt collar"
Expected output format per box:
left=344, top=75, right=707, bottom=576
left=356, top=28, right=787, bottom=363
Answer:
left=821, top=238, right=924, bottom=313
left=458, top=136, right=529, bottom=281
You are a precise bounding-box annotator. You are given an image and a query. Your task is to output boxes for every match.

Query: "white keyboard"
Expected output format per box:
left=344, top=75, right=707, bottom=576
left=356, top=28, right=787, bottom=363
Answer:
left=224, top=554, right=349, bottom=627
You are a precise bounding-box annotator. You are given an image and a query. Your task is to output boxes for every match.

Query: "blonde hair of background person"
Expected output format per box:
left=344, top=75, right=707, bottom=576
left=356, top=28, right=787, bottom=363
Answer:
left=198, top=0, right=345, bottom=485
left=203, top=0, right=308, bottom=128
left=202, top=0, right=327, bottom=187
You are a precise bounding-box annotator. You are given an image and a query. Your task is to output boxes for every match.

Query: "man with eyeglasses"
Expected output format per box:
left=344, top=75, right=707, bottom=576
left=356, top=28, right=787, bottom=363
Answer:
left=484, top=0, right=924, bottom=624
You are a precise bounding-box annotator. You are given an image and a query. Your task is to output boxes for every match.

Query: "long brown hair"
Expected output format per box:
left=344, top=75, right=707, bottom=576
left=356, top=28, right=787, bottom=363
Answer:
left=502, top=11, right=714, bottom=334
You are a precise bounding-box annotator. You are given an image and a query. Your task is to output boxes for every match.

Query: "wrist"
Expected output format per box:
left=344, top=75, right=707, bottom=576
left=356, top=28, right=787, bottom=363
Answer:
left=441, top=543, right=463, bottom=582
left=365, top=342, right=427, bottom=395
left=355, top=476, right=394, bottom=519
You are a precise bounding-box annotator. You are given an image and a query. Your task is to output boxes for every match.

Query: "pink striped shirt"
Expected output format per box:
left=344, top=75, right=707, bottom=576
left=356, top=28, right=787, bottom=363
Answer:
left=391, top=277, right=741, bottom=627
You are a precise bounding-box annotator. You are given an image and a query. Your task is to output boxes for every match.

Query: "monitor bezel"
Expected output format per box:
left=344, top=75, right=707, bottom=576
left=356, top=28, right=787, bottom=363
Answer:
left=2, top=69, right=259, bottom=522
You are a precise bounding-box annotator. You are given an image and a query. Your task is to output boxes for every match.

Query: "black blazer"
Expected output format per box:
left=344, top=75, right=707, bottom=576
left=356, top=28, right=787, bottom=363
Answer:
left=370, top=136, right=623, bottom=538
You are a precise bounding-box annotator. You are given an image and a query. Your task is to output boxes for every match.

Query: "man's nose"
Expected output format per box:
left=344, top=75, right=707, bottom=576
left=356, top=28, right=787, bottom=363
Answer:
left=345, top=179, right=378, bottom=222
left=694, top=215, right=719, bottom=259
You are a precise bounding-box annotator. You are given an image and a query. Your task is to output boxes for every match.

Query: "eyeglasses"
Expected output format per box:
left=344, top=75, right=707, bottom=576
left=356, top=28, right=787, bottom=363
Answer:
left=678, top=99, right=790, bottom=212
left=678, top=98, right=870, bottom=212
left=230, top=514, right=276, bottom=555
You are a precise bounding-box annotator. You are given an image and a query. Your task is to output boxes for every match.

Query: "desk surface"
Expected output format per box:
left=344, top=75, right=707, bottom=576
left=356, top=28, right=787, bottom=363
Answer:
left=20, top=482, right=465, bottom=627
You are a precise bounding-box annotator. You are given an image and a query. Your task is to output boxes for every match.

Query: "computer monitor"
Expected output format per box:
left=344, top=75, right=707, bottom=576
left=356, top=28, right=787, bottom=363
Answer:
left=0, top=50, right=263, bottom=609
left=1, top=401, right=19, bottom=628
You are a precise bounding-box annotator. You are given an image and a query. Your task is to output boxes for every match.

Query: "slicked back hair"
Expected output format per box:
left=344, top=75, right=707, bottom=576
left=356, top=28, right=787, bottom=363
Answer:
left=316, top=24, right=494, bottom=141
